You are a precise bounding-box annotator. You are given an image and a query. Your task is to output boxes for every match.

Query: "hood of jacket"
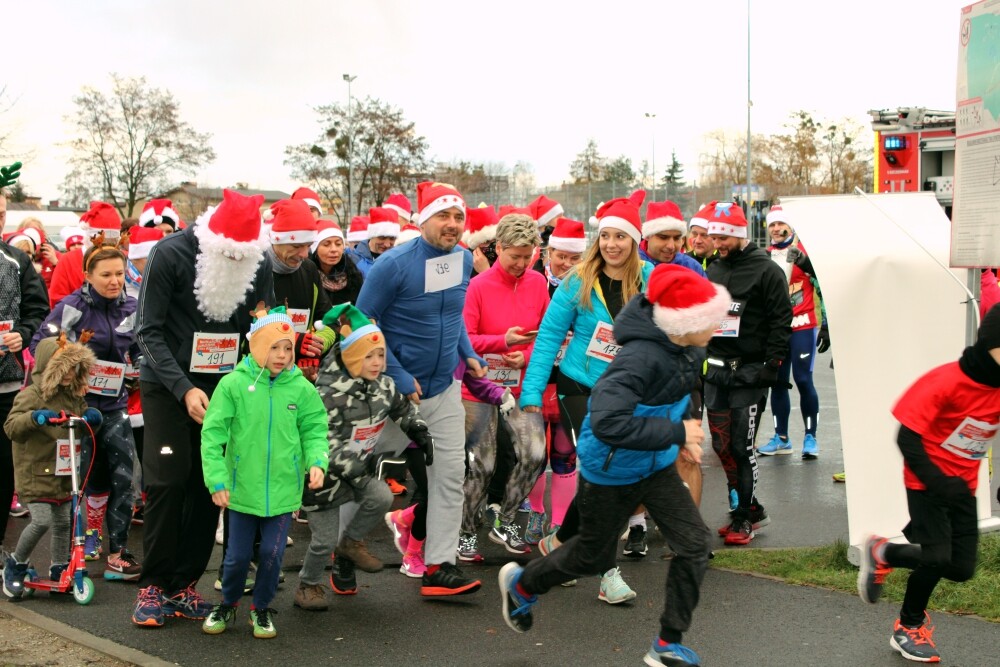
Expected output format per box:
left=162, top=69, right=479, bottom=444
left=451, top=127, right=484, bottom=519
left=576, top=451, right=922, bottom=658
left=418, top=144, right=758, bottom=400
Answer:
left=35, top=336, right=96, bottom=401
left=613, top=295, right=683, bottom=353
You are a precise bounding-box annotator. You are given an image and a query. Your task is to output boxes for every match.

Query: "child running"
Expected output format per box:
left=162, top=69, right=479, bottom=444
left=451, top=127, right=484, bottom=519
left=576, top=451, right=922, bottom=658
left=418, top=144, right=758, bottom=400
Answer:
left=858, top=303, right=1000, bottom=663
left=499, top=263, right=731, bottom=667
left=295, top=304, right=433, bottom=609
left=200, top=307, right=328, bottom=638
left=3, top=336, right=101, bottom=597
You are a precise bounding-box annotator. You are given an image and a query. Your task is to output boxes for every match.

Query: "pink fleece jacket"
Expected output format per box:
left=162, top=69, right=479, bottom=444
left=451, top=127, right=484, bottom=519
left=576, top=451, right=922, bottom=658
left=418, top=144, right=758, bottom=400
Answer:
left=463, top=260, right=550, bottom=401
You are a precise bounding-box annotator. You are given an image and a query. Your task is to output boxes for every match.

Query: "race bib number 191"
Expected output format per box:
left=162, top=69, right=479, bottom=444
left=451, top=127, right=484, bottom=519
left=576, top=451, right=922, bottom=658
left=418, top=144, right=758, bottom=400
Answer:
left=190, top=333, right=239, bottom=374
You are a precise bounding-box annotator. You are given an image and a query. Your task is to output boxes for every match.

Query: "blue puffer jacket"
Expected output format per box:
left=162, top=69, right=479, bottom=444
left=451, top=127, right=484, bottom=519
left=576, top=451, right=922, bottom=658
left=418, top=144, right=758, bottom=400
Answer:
left=30, top=283, right=140, bottom=412
left=520, top=261, right=654, bottom=408
left=576, top=294, right=705, bottom=486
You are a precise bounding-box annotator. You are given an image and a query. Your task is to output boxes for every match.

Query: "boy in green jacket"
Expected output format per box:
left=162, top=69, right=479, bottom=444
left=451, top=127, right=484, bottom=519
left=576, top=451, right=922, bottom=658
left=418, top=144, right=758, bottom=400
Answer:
left=200, top=307, right=328, bottom=639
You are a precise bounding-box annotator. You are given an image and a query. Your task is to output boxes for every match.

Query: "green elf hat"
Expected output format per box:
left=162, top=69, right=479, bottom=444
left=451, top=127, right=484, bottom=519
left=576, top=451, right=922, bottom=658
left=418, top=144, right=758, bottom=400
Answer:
left=323, top=303, right=384, bottom=377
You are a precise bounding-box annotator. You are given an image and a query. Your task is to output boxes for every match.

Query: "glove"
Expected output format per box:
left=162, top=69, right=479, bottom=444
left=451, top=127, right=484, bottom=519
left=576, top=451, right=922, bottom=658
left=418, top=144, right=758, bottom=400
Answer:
left=816, top=324, right=831, bottom=354
left=412, top=429, right=435, bottom=467
left=757, top=360, right=781, bottom=388
left=82, top=408, right=104, bottom=429
left=499, top=388, right=516, bottom=417
left=786, top=246, right=808, bottom=268
left=31, top=409, right=60, bottom=426
left=928, top=475, right=971, bottom=504
left=0, top=161, right=22, bottom=188
left=295, top=332, right=321, bottom=358
left=297, top=357, right=320, bottom=382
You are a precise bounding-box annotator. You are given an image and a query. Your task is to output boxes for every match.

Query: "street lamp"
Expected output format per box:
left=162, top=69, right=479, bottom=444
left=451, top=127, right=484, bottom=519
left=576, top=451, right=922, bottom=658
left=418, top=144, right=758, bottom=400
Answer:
left=343, top=73, right=357, bottom=217
left=645, top=113, right=656, bottom=200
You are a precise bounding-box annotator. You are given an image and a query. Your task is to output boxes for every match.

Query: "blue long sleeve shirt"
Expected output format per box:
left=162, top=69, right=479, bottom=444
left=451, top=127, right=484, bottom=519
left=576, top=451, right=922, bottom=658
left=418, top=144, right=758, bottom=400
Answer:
left=356, top=237, right=480, bottom=399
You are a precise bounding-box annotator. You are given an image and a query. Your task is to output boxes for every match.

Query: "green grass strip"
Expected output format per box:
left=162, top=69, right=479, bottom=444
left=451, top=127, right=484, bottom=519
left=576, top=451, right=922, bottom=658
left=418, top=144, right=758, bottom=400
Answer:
left=710, top=533, right=1000, bottom=622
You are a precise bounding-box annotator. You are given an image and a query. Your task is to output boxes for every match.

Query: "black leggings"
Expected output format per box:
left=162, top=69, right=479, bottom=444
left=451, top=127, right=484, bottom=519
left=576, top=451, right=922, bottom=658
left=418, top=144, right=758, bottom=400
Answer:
left=404, top=446, right=428, bottom=541
left=706, top=395, right=767, bottom=515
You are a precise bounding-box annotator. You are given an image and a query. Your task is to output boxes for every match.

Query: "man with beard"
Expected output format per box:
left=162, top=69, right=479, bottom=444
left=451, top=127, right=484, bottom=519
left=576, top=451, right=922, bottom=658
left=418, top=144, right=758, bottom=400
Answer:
left=132, top=190, right=274, bottom=627
left=357, top=181, right=487, bottom=597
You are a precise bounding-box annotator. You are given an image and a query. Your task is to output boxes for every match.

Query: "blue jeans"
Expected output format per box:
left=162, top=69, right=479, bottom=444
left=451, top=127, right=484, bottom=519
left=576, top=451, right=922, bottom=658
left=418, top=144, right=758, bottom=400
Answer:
left=222, top=510, right=291, bottom=610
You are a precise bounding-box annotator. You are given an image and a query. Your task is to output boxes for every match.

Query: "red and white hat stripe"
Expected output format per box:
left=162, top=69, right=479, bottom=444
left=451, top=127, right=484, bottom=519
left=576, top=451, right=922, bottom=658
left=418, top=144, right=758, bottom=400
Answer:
left=418, top=194, right=465, bottom=225
left=269, top=228, right=317, bottom=244
left=651, top=287, right=732, bottom=336
left=599, top=216, right=641, bottom=244
left=138, top=205, right=179, bottom=228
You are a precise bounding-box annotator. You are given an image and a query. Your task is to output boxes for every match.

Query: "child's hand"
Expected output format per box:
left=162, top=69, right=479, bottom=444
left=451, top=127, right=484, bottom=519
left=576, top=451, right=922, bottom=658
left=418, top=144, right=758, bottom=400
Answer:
left=211, top=489, right=229, bottom=508
left=681, top=443, right=703, bottom=465
left=683, top=419, right=705, bottom=448
left=308, top=466, right=325, bottom=490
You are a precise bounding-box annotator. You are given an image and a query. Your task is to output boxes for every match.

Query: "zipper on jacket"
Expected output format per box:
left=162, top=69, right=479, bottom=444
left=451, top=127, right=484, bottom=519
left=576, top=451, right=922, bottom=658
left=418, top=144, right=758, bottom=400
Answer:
left=602, top=447, right=617, bottom=472
left=266, top=379, right=273, bottom=515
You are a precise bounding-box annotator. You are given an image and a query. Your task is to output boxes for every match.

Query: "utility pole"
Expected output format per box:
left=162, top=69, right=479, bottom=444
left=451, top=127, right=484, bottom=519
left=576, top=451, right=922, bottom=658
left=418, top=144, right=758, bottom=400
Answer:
left=745, top=1, right=753, bottom=239
left=645, top=113, right=657, bottom=200
left=343, top=73, right=357, bottom=217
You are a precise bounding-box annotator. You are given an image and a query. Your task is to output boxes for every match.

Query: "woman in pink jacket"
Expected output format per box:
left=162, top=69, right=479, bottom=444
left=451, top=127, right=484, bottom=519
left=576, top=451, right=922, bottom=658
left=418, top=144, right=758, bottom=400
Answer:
left=459, top=214, right=550, bottom=561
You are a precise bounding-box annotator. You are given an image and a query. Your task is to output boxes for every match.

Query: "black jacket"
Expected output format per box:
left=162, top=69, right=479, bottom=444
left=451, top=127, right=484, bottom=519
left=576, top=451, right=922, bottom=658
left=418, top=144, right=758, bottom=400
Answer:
left=274, top=258, right=334, bottom=325
left=136, top=225, right=274, bottom=402
left=0, top=242, right=49, bottom=388
left=706, top=243, right=791, bottom=366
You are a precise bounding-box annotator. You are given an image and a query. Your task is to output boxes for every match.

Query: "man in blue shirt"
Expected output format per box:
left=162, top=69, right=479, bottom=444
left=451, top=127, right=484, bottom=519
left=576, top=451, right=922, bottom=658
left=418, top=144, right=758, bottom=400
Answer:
left=356, top=181, right=486, bottom=597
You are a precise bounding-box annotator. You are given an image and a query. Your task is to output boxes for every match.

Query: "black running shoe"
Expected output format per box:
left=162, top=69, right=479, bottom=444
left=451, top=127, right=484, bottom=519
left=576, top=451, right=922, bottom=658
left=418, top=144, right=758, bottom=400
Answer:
left=421, top=562, right=481, bottom=596
left=623, top=526, right=648, bottom=558
left=330, top=554, right=357, bottom=595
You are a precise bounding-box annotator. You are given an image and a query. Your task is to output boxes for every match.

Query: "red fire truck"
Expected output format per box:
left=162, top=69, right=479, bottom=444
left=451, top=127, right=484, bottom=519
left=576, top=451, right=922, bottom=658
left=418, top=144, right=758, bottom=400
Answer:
left=869, top=107, right=955, bottom=217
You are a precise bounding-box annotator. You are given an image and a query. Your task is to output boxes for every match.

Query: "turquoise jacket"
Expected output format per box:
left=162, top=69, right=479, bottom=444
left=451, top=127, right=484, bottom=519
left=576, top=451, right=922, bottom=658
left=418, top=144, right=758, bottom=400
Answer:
left=520, top=261, right=654, bottom=408
left=201, top=357, right=329, bottom=517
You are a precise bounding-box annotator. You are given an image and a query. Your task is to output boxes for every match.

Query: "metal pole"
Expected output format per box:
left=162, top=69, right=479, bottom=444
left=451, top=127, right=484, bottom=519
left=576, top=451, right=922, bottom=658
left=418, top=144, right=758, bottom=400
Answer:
left=343, top=74, right=357, bottom=217
left=746, top=0, right=753, bottom=240
left=645, top=113, right=656, bottom=199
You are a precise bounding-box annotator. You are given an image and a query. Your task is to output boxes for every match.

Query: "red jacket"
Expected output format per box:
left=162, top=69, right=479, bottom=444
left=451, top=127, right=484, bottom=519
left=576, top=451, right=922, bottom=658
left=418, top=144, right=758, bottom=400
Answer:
left=47, top=247, right=84, bottom=308
left=463, top=260, right=550, bottom=400
left=767, top=240, right=819, bottom=331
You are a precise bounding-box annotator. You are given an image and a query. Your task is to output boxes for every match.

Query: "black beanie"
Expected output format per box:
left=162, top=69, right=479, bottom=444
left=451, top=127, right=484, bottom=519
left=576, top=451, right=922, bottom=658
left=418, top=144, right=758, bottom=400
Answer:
left=977, top=303, right=1000, bottom=352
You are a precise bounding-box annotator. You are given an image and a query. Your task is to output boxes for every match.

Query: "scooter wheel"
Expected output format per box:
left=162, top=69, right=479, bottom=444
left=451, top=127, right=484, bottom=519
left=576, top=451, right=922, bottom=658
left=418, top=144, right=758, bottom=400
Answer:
left=22, top=570, right=36, bottom=598
left=73, top=576, right=95, bottom=605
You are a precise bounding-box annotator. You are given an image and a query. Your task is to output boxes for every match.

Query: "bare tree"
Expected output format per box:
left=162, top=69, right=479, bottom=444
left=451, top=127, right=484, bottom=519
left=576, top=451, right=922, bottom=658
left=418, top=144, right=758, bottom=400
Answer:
left=62, top=74, right=215, bottom=217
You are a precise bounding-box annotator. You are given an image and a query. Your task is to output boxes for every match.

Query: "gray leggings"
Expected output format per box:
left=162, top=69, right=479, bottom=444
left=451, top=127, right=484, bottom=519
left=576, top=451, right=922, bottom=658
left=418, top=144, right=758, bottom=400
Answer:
left=461, top=401, right=546, bottom=532
left=13, top=501, right=72, bottom=566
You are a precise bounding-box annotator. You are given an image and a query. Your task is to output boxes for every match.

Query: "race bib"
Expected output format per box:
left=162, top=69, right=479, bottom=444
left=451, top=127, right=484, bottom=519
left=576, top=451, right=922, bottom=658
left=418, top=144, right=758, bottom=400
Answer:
left=585, top=321, right=621, bottom=362
left=55, top=438, right=81, bottom=477
left=483, top=353, right=522, bottom=387
left=190, top=332, right=239, bottom=374
left=713, top=300, right=745, bottom=338
left=88, top=360, right=126, bottom=396
left=424, top=251, right=463, bottom=293
left=941, top=416, right=997, bottom=460
left=554, top=332, right=573, bottom=366
left=287, top=308, right=311, bottom=334
left=348, top=419, right=387, bottom=460
left=0, top=320, right=12, bottom=352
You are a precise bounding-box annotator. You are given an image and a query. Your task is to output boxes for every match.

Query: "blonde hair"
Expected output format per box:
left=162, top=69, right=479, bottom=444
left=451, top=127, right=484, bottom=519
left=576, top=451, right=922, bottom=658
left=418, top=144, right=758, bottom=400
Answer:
left=495, top=214, right=540, bottom=248
left=16, top=217, right=45, bottom=234
left=572, top=234, right=643, bottom=311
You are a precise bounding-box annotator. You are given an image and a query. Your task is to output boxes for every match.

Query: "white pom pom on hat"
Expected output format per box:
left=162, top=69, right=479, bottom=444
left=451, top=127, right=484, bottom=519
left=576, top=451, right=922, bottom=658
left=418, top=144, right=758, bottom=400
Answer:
left=647, top=263, right=731, bottom=336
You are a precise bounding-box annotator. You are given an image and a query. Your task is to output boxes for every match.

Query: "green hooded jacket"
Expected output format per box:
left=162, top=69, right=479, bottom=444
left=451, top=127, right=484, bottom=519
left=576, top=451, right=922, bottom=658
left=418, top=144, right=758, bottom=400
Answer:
left=201, top=357, right=329, bottom=517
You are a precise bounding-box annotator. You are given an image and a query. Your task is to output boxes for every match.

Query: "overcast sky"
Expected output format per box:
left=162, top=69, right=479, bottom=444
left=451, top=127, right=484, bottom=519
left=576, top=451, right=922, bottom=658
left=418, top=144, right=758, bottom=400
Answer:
left=3, top=0, right=968, bottom=202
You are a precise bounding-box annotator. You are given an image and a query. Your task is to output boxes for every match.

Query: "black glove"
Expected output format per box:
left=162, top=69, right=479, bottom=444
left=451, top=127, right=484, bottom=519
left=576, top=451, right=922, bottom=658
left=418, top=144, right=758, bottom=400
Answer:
left=927, top=475, right=971, bottom=504
left=412, top=429, right=434, bottom=467
left=757, top=360, right=781, bottom=388
left=82, top=408, right=103, bottom=429
left=786, top=246, right=808, bottom=268
left=31, top=409, right=60, bottom=426
left=816, top=324, right=831, bottom=354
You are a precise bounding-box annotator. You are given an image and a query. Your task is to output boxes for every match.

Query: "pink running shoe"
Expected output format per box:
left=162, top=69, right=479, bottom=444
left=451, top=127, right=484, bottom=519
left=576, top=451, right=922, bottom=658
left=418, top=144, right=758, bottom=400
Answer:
left=385, top=508, right=413, bottom=555
left=400, top=548, right=426, bottom=578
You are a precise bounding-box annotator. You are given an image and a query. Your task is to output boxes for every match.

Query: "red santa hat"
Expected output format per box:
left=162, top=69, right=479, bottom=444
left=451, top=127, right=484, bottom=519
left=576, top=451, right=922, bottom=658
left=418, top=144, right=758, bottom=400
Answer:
left=416, top=181, right=465, bottom=224
left=310, top=219, right=345, bottom=253
left=346, top=216, right=370, bottom=243
left=139, top=199, right=180, bottom=229
left=80, top=201, right=122, bottom=239
left=60, top=225, right=85, bottom=250
left=200, top=189, right=265, bottom=247
left=5, top=232, right=37, bottom=253
left=367, top=207, right=400, bottom=239
left=127, top=225, right=164, bottom=260
left=529, top=195, right=564, bottom=228
left=267, top=199, right=318, bottom=245
left=765, top=205, right=790, bottom=226
left=595, top=190, right=645, bottom=244
left=384, top=193, right=412, bottom=220
left=396, top=223, right=422, bottom=245
left=291, top=187, right=324, bottom=215
left=547, top=218, right=587, bottom=254
left=643, top=200, right=687, bottom=238
left=498, top=205, right=532, bottom=218
left=647, top=263, right=732, bottom=336
left=705, top=201, right=748, bottom=238
left=463, top=205, right=500, bottom=247
left=688, top=201, right=717, bottom=231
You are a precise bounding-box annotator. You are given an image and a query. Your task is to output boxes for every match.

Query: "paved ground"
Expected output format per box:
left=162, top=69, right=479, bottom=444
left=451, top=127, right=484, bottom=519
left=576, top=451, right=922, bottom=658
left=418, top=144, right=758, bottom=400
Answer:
left=2, top=359, right=999, bottom=666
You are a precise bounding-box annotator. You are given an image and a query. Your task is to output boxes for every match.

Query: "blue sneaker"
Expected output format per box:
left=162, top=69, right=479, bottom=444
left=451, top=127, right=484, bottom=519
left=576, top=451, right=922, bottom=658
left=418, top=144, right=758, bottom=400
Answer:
left=728, top=489, right=739, bottom=511
left=132, top=585, right=165, bottom=627
left=163, top=584, right=213, bottom=619
left=499, top=562, right=536, bottom=633
left=758, top=434, right=792, bottom=456
left=802, top=434, right=819, bottom=459
left=83, top=529, right=102, bottom=560
left=3, top=555, right=29, bottom=599
left=643, top=639, right=701, bottom=666
left=524, top=511, right=546, bottom=545
left=517, top=499, right=531, bottom=514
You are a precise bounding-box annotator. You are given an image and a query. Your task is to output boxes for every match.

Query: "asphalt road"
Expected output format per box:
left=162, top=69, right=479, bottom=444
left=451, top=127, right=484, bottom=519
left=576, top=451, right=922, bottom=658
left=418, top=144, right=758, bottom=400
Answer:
left=3, top=358, right=999, bottom=666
